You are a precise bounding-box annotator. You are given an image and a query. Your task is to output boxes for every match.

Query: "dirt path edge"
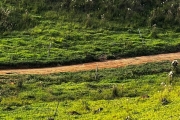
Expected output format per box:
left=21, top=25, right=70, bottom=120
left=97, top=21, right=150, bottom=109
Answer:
left=0, top=52, right=180, bottom=75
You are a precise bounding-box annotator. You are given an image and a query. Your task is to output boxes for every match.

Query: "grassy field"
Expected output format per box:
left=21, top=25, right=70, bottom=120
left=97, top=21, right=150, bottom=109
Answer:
left=0, top=61, right=180, bottom=119
left=1, top=1, right=180, bottom=119
left=1, top=19, right=180, bottom=68
left=1, top=0, right=180, bottom=68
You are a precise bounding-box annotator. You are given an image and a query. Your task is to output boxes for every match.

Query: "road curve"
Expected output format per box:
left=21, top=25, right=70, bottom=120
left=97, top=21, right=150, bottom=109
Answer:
left=0, top=52, right=180, bottom=75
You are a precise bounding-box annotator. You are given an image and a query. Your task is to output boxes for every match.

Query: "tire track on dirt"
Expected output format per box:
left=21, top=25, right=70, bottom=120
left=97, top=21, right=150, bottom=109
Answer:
left=0, top=52, right=179, bottom=75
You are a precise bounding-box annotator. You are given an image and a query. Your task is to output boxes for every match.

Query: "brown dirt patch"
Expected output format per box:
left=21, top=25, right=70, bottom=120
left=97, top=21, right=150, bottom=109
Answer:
left=0, top=52, right=179, bottom=75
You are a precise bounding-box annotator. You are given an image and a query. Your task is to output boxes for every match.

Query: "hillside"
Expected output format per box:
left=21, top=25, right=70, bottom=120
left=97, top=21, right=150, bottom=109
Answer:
left=1, top=1, right=180, bottom=119
left=0, top=0, right=180, bottom=68
left=1, top=0, right=180, bottom=31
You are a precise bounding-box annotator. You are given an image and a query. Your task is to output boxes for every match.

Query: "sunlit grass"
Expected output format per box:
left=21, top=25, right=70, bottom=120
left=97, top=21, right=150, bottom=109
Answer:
left=0, top=19, right=180, bottom=67
left=0, top=62, right=180, bottom=119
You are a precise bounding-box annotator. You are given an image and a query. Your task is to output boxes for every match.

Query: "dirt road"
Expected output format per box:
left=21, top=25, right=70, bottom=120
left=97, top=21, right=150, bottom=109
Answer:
left=0, top=52, right=179, bottom=75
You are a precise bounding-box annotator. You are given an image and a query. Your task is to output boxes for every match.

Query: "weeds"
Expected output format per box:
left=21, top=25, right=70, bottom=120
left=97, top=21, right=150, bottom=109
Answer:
left=112, top=85, right=119, bottom=98
left=17, top=80, right=23, bottom=88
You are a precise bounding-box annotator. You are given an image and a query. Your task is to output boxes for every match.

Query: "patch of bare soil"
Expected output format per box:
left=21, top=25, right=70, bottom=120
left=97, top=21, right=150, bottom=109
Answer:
left=0, top=52, right=179, bottom=75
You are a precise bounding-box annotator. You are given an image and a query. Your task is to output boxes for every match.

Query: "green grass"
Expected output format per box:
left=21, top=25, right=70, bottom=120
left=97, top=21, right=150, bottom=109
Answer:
left=0, top=61, right=180, bottom=119
left=0, top=20, right=180, bottom=68
left=1, top=1, right=180, bottom=119
left=1, top=0, right=180, bottom=67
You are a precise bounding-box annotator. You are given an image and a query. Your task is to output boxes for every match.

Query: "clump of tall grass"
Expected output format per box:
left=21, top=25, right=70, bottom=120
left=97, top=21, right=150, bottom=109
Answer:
left=148, top=24, right=158, bottom=38
left=112, top=85, right=119, bottom=98
left=17, top=79, right=24, bottom=88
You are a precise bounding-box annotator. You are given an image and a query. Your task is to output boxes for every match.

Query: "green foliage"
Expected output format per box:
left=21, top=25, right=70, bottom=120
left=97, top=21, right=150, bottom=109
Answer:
left=44, top=11, right=59, bottom=20
left=0, top=6, right=38, bottom=33
left=1, top=0, right=180, bottom=33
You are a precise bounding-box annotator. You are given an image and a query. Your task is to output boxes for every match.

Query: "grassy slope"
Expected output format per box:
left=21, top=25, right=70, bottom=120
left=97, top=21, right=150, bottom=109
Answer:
left=0, top=0, right=180, bottom=68
left=0, top=21, right=180, bottom=68
left=0, top=61, right=180, bottom=119
left=1, top=1, right=180, bottom=119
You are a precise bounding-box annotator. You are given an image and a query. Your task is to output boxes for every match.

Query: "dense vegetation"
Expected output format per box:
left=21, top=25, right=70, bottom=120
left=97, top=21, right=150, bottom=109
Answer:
left=1, top=0, right=180, bottom=30
left=0, top=61, right=180, bottom=119
left=0, top=0, right=180, bottom=68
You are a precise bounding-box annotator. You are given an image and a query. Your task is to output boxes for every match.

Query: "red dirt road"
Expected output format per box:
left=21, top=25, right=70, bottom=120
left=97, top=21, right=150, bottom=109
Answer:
left=0, top=52, right=180, bottom=75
